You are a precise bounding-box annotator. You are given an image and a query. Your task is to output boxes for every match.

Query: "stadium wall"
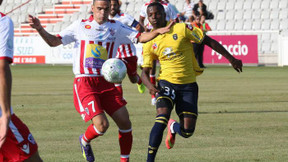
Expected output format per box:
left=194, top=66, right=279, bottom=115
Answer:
left=13, top=35, right=288, bottom=66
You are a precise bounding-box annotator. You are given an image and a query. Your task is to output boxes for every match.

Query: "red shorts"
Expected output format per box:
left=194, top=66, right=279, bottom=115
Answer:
left=0, top=114, right=38, bottom=162
left=120, top=56, right=138, bottom=77
left=73, top=76, right=127, bottom=122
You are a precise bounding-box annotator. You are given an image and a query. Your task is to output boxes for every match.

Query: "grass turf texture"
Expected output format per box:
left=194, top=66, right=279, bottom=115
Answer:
left=11, top=65, right=288, bottom=161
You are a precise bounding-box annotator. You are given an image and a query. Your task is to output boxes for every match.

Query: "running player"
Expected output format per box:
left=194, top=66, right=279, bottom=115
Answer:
left=29, top=0, right=172, bottom=161
left=0, top=1, right=42, bottom=161
left=141, top=3, right=242, bottom=161
left=109, top=0, right=146, bottom=95
left=139, top=0, right=178, bottom=105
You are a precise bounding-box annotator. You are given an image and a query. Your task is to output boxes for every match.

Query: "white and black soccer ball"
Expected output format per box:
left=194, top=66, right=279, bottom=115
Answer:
left=101, top=58, right=127, bottom=83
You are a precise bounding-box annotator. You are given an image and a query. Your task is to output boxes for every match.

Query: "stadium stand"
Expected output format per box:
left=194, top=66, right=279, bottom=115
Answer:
left=4, top=0, right=288, bottom=61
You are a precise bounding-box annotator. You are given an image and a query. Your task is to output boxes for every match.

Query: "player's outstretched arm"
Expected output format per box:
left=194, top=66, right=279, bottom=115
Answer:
left=203, top=35, right=243, bottom=73
left=141, top=67, right=159, bottom=96
left=0, top=60, right=12, bottom=148
left=28, top=15, right=62, bottom=47
left=138, top=21, right=174, bottom=43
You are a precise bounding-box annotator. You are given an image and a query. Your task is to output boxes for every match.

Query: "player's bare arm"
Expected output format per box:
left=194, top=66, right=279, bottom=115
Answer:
left=203, top=35, right=243, bottom=73
left=28, top=15, right=62, bottom=47
left=138, top=21, right=174, bottom=43
left=135, top=23, right=145, bottom=33
left=0, top=60, right=12, bottom=148
left=141, top=67, right=159, bottom=96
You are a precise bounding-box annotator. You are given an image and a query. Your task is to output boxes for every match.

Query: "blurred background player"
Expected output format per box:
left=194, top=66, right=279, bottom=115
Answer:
left=139, top=0, right=178, bottom=105
left=193, top=0, right=208, bottom=19
left=109, top=0, right=146, bottom=95
left=0, top=0, right=42, bottom=161
left=29, top=0, right=172, bottom=161
left=179, top=0, right=194, bottom=22
left=141, top=2, right=242, bottom=161
left=192, top=14, right=212, bottom=68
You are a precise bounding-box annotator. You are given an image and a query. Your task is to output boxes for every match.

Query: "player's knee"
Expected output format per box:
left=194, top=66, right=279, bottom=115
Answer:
left=181, top=127, right=195, bottom=138
left=156, top=98, right=173, bottom=110
left=94, top=121, right=109, bottom=133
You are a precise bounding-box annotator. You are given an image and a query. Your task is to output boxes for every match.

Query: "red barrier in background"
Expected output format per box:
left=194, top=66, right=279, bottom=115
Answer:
left=203, top=35, right=258, bottom=64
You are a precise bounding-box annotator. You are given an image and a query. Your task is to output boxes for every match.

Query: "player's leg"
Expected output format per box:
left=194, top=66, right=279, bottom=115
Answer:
left=1, top=114, right=42, bottom=162
left=165, top=82, right=199, bottom=149
left=74, top=77, right=111, bottom=162
left=150, top=60, right=157, bottom=105
left=100, top=84, right=129, bottom=162
left=147, top=80, right=175, bottom=162
left=24, top=151, right=42, bottom=162
left=111, top=106, right=132, bottom=162
left=198, top=43, right=205, bottom=68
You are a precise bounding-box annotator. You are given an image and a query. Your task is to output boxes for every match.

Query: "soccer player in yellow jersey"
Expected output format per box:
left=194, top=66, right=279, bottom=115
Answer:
left=141, top=2, right=243, bottom=162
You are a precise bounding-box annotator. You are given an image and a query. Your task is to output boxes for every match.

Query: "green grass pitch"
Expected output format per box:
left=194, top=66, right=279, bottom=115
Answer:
left=11, top=65, right=288, bottom=161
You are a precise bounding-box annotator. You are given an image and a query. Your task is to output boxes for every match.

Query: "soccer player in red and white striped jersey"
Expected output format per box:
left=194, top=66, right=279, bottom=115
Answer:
left=0, top=1, right=42, bottom=160
left=29, top=0, right=173, bottom=161
left=109, top=0, right=146, bottom=95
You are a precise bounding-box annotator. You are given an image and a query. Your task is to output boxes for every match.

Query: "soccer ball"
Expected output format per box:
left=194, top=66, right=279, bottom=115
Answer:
left=101, top=58, right=127, bottom=83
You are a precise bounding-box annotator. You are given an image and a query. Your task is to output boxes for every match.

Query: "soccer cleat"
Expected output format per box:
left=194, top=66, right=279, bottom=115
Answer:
left=137, top=83, right=146, bottom=94
left=151, top=97, right=156, bottom=105
left=165, top=119, right=176, bottom=149
left=79, top=134, right=95, bottom=162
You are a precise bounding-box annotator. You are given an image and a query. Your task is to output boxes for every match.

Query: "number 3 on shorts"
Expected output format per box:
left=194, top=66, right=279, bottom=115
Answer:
left=163, top=86, right=176, bottom=100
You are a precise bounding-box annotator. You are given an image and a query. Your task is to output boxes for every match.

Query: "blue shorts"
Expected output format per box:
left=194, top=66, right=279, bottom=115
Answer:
left=156, top=80, right=199, bottom=118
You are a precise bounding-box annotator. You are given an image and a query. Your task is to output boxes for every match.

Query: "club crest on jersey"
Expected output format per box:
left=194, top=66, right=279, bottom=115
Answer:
left=152, top=43, right=157, bottom=50
left=85, top=25, right=91, bottom=29
left=109, top=28, right=116, bottom=36
left=186, top=24, right=193, bottom=31
left=173, top=34, right=178, bottom=40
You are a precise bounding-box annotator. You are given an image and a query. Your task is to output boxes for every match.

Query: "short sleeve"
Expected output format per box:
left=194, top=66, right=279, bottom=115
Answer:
left=122, top=14, right=139, bottom=29
left=58, top=20, right=79, bottom=45
left=116, top=22, right=140, bottom=44
left=0, top=16, right=14, bottom=62
left=185, top=24, right=204, bottom=44
left=142, top=42, right=156, bottom=68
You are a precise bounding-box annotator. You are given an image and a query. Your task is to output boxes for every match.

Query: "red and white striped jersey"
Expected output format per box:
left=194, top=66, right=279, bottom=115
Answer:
left=139, top=0, right=178, bottom=21
left=0, top=12, right=14, bottom=63
left=58, top=15, right=140, bottom=77
left=109, top=12, right=138, bottom=58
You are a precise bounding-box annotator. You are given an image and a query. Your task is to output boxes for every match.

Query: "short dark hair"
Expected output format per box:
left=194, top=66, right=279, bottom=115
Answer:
left=93, top=0, right=111, bottom=4
left=147, top=2, right=165, bottom=13
left=111, top=0, right=120, bottom=5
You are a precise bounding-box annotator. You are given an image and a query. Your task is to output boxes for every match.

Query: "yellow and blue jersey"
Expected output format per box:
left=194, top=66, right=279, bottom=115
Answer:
left=142, top=22, right=205, bottom=84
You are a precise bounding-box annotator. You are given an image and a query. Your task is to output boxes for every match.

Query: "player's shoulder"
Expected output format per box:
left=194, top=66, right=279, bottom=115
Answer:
left=0, top=13, right=13, bottom=29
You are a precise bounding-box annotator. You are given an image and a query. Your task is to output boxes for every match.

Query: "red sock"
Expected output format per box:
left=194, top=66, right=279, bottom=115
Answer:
left=119, top=129, right=132, bottom=159
left=150, top=75, right=156, bottom=98
left=115, top=84, right=123, bottom=97
left=136, top=74, right=142, bottom=85
left=83, top=124, right=103, bottom=143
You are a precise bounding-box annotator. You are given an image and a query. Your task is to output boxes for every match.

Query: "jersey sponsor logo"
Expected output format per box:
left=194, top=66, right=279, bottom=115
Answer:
left=173, top=34, right=178, bottom=40
left=85, top=25, right=91, bottom=29
left=85, top=44, right=108, bottom=68
left=152, top=43, right=157, bottom=50
left=186, top=24, right=193, bottom=31
left=21, top=143, right=30, bottom=154
left=162, top=47, right=176, bottom=58
left=28, top=134, right=36, bottom=145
